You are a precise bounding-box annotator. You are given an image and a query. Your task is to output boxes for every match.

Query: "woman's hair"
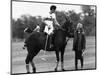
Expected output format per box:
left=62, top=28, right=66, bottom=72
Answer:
left=77, top=23, right=83, bottom=29
left=50, top=5, right=56, bottom=10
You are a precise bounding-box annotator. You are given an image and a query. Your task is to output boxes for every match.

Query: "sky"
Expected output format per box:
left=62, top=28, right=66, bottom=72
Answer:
left=12, top=1, right=83, bottom=19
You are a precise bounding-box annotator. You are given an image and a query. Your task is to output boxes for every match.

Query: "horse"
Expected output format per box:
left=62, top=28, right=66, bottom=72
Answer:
left=23, top=19, right=74, bottom=73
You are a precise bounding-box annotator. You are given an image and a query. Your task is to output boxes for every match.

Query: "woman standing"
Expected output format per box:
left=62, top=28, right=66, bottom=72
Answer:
left=73, top=23, right=86, bottom=70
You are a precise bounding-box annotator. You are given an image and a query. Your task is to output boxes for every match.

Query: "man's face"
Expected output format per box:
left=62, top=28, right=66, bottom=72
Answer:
left=50, top=9, right=55, bottom=13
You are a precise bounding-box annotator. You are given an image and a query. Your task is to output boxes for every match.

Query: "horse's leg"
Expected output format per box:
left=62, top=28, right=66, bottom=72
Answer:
left=30, top=49, right=40, bottom=73
left=55, top=50, right=59, bottom=71
left=61, top=48, right=65, bottom=71
left=30, top=60, right=36, bottom=73
left=25, top=54, right=31, bottom=73
left=25, top=53, right=36, bottom=73
left=26, top=64, right=30, bottom=73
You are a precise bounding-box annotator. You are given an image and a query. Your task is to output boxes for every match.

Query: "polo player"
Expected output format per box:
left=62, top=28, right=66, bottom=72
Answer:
left=43, top=5, right=60, bottom=48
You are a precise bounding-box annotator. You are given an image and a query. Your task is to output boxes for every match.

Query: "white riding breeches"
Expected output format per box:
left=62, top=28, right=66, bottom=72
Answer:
left=44, top=24, right=54, bottom=35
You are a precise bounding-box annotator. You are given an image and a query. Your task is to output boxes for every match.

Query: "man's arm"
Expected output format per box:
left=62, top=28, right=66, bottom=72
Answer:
left=52, top=14, right=60, bottom=26
left=53, top=18, right=60, bottom=26
left=43, top=17, right=52, bottom=21
left=82, top=33, right=86, bottom=50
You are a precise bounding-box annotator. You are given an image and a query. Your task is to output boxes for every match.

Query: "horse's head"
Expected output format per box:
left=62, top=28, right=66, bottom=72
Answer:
left=62, top=18, right=74, bottom=38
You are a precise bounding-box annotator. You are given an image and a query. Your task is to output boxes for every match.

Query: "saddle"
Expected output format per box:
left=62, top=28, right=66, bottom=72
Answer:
left=47, top=26, right=64, bottom=48
left=44, top=25, right=64, bottom=51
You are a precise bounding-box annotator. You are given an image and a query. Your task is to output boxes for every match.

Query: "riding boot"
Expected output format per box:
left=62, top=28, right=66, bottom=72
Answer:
left=49, top=34, right=53, bottom=48
left=26, top=64, right=30, bottom=73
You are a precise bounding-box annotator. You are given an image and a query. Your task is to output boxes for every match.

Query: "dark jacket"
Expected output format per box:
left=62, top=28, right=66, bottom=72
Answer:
left=73, top=29, right=86, bottom=51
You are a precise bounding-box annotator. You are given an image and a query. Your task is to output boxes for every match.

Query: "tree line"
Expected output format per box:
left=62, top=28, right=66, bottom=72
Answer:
left=12, top=5, right=96, bottom=40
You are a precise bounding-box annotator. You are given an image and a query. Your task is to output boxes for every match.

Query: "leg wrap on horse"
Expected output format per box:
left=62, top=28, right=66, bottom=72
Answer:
left=30, top=61, right=36, bottom=73
left=26, top=64, right=30, bottom=73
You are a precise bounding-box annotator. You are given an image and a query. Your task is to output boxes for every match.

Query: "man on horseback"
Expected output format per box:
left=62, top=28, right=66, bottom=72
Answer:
left=73, top=22, right=86, bottom=70
left=23, top=5, right=75, bottom=73
left=43, top=5, right=60, bottom=49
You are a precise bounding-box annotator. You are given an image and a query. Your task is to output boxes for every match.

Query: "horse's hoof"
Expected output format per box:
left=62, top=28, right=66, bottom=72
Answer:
left=62, top=69, right=65, bottom=71
left=75, top=68, right=78, bottom=70
left=54, top=68, right=57, bottom=72
left=32, top=71, right=36, bottom=73
left=81, top=65, right=83, bottom=69
left=32, top=68, right=36, bottom=73
left=27, top=72, right=30, bottom=74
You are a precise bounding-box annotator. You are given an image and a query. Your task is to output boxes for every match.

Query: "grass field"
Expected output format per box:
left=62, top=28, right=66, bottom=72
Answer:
left=11, top=36, right=96, bottom=74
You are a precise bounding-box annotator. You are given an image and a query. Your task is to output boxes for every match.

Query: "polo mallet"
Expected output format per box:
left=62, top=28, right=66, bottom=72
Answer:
left=41, top=33, right=49, bottom=61
left=41, top=24, right=51, bottom=61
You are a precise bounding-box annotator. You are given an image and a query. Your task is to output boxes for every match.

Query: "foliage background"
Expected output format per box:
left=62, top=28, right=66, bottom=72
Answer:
left=12, top=5, right=96, bottom=39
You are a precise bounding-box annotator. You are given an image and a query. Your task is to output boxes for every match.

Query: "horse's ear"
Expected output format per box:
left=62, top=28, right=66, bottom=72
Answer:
left=24, top=27, right=28, bottom=33
left=24, top=27, right=33, bottom=33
